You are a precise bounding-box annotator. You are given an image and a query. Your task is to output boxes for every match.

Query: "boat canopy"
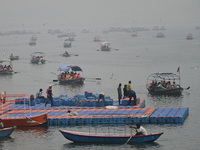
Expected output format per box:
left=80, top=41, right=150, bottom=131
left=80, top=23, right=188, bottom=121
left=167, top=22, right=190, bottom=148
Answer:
left=31, top=52, right=45, bottom=57
left=58, top=65, right=83, bottom=72
left=147, top=73, right=180, bottom=81
left=101, top=42, right=110, bottom=46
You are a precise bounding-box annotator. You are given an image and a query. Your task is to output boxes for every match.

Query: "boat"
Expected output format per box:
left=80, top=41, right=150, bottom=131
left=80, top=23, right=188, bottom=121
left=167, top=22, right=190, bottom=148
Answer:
left=57, top=65, right=85, bottom=84
left=1, top=112, right=49, bottom=128
left=62, top=51, right=71, bottom=57
left=59, top=130, right=163, bottom=144
left=29, top=41, right=36, bottom=46
left=30, top=52, right=46, bottom=64
left=0, top=59, right=13, bottom=75
left=0, top=92, right=49, bottom=127
left=0, top=126, right=16, bottom=138
left=9, top=53, right=19, bottom=60
left=101, top=42, right=111, bottom=51
left=131, top=31, right=137, bottom=37
left=63, top=41, right=71, bottom=48
left=94, top=36, right=101, bottom=42
left=146, top=72, right=183, bottom=95
left=186, top=33, right=193, bottom=40
left=156, top=32, right=165, bottom=38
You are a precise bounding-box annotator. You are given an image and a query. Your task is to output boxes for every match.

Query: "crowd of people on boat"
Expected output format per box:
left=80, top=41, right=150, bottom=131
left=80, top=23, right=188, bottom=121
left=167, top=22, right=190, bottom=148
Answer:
left=0, top=65, right=13, bottom=72
left=31, top=56, right=45, bottom=62
left=59, top=72, right=82, bottom=80
left=148, top=80, right=180, bottom=90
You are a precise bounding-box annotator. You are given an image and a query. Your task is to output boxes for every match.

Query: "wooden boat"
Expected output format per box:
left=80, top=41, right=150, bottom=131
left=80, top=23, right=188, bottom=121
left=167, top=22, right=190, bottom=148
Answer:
left=29, top=41, right=36, bottom=46
left=0, top=126, right=16, bottom=138
left=146, top=72, right=184, bottom=95
left=94, top=36, right=101, bottom=42
left=10, top=55, right=19, bottom=61
left=64, top=41, right=71, bottom=48
left=57, top=65, right=85, bottom=84
left=30, top=52, right=46, bottom=64
left=0, top=92, right=48, bottom=127
left=101, top=42, right=111, bottom=51
left=1, top=112, right=49, bottom=128
left=186, top=34, right=193, bottom=40
left=156, top=32, right=165, bottom=38
left=62, top=51, right=71, bottom=57
left=0, top=59, right=13, bottom=75
left=59, top=130, right=163, bottom=144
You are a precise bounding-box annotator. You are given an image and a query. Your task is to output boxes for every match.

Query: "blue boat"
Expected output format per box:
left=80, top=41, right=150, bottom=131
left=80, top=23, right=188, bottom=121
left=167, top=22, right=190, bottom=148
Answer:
left=59, top=130, right=163, bottom=144
left=0, top=126, right=16, bottom=138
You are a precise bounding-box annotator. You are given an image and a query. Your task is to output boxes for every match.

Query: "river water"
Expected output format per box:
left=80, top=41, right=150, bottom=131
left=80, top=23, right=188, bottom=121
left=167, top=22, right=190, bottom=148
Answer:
left=0, top=26, right=200, bottom=150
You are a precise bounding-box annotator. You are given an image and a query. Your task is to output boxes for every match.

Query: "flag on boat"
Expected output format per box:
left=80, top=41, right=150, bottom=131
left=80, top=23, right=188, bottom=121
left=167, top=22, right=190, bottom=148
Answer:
left=177, top=67, right=180, bottom=72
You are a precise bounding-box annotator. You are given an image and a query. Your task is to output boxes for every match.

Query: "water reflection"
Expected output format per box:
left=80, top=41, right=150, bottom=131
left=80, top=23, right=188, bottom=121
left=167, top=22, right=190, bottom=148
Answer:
left=147, top=93, right=184, bottom=107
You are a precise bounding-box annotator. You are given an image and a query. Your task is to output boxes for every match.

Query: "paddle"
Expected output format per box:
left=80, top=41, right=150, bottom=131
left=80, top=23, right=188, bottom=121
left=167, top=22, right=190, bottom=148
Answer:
left=185, top=86, right=190, bottom=90
left=53, top=80, right=58, bottom=82
left=124, top=129, right=136, bottom=145
left=85, top=77, right=101, bottom=80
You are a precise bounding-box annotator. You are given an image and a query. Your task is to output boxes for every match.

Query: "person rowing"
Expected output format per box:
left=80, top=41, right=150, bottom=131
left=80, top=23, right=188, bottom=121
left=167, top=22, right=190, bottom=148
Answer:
left=129, top=123, right=148, bottom=135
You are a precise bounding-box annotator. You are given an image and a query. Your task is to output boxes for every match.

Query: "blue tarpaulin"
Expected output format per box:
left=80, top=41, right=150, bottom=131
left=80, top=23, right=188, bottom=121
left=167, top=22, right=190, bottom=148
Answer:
left=58, top=65, right=83, bottom=72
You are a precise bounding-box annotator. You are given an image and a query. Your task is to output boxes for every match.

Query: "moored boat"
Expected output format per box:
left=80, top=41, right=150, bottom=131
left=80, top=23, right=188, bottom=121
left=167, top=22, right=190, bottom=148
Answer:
left=0, top=126, right=16, bottom=138
left=59, top=130, right=163, bottom=144
left=101, top=42, right=111, bottom=51
left=57, top=65, right=85, bottom=84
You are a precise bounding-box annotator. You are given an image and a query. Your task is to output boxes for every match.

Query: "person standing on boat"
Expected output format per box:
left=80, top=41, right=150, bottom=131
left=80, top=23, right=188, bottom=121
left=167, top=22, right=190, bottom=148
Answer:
left=0, top=118, right=4, bottom=129
left=128, top=90, right=137, bottom=106
left=130, top=123, right=147, bottom=135
left=45, top=85, right=53, bottom=107
left=117, top=83, right=122, bottom=105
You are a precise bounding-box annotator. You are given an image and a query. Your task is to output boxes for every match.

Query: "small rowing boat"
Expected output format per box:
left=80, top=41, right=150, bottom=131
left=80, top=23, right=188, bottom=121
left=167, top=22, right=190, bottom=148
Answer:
left=0, top=126, right=16, bottom=138
left=59, top=130, right=163, bottom=144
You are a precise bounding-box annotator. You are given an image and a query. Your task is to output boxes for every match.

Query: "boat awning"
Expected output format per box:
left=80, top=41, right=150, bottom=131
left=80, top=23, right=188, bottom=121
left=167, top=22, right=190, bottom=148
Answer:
left=147, top=73, right=180, bottom=81
left=58, top=65, right=83, bottom=72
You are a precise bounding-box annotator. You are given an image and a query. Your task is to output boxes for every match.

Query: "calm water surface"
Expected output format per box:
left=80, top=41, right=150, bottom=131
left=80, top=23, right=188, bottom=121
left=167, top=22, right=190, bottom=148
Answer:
left=0, top=26, right=200, bottom=150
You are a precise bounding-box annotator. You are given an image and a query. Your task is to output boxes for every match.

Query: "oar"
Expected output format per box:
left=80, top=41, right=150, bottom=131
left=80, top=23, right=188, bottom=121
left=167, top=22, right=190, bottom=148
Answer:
left=85, top=77, right=101, bottom=80
left=185, top=86, right=190, bottom=90
left=53, top=79, right=59, bottom=82
left=124, top=129, right=136, bottom=145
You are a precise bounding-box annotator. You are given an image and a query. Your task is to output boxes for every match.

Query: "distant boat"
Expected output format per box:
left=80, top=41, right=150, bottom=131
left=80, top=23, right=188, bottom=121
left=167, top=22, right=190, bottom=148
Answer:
left=64, top=41, right=71, bottom=48
left=29, top=41, right=36, bottom=46
left=31, top=35, right=37, bottom=41
left=101, top=42, right=111, bottom=51
left=9, top=54, right=19, bottom=60
left=59, top=130, right=164, bottom=144
left=186, top=34, right=193, bottom=40
left=0, top=126, right=16, bottom=138
left=131, top=31, right=137, bottom=37
left=156, top=32, right=165, bottom=38
left=0, top=59, right=13, bottom=75
left=94, top=36, right=101, bottom=42
left=62, top=51, right=71, bottom=57
left=30, top=52, right=46, bottom=64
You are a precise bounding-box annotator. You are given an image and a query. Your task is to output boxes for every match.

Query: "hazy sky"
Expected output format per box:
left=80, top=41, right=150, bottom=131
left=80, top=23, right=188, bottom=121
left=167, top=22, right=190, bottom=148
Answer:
left=0, top=0, right=200, bottom=30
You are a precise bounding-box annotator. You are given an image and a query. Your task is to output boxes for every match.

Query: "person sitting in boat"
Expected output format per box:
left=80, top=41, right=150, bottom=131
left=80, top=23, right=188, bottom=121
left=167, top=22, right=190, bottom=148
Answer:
left=171, top=81, right=178, bottom=89
left=166, top=81, right=172, bottom=89
left=7, top=65, right=12, bottom=71
left=61, top=72, right=65, bottom=79
left=76, top=73, right=81, bottom=79
left=73, top=73, right=77, bottom=79
left=32, top=56, right=35, bottom=61
left=129, top=123, right=147, bottom=135
left=0, top=118, right=4, bottom=129
left=0, top=65, right=3, bottom=71
left=4, top=65, right=7, bottom=70
left=10, top=53, right=14, bottom=58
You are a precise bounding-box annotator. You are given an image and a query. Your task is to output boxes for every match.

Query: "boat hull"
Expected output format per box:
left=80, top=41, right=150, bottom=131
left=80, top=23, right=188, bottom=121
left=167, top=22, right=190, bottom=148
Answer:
left=59, top=130, right=163, bottom=144
left=0, top=126, right=16, bottom=138
left=31, top=60, right=46, bottom=64
left=148, top=88, right=183, bottom=95
left=2, top=112, right=48, bottom=128
left=10, top=56, right=19, bottom=60
left=58, top=77, right=85, bottom=84
left=0, top=70, right=13, bottom=75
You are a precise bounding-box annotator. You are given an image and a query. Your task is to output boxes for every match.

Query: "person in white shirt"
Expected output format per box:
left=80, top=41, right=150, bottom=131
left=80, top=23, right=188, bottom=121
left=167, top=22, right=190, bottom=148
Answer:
left=130, top=123, right=148, bottom=135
